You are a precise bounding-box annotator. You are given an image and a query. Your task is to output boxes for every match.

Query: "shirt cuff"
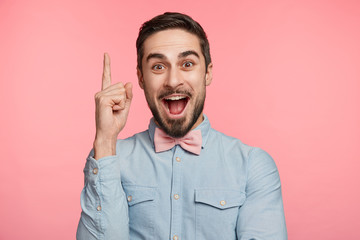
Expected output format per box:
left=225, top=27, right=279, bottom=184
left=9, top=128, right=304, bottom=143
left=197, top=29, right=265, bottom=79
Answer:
left=84, top=149, right=122, bottom=184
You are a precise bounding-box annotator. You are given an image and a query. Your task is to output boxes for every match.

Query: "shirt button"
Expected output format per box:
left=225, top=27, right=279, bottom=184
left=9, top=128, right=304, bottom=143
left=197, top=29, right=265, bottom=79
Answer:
left=174, top=194, right=180, bottom=200
left=173, top=235, right=179, bottom=240
left=96, top=205, right=101, bottom=211
left=92, top=168, right=98, bottom=174
left=176, top=157, right=181, bottom=162
left=127, top=196, right=132, bottom=202
left=220, top=200, right=226, bottom=206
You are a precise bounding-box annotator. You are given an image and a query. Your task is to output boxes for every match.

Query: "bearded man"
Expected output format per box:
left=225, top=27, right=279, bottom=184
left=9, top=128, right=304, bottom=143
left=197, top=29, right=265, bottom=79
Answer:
left=77, top=12, right=287, bottom=240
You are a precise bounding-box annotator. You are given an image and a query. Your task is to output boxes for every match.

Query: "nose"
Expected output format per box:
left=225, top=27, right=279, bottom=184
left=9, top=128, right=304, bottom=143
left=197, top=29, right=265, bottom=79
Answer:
left=164, top=67, right=184, bottom=89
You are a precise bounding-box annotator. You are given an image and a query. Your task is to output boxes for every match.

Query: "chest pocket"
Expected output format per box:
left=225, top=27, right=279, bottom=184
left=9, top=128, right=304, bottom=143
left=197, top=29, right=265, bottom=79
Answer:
left=194, top=189, right=246, bottom=240
left=123, top=185, right=156, bottom=239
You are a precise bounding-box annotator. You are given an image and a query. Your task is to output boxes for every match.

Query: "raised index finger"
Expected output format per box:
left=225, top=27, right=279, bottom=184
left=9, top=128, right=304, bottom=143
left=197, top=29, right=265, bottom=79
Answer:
left=102, top=53, right=111, bottom=90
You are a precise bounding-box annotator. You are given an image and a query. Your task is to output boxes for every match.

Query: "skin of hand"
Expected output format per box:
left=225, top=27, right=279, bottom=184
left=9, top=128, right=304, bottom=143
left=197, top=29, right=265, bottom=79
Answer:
left=93, top=53, right=133, bottom=160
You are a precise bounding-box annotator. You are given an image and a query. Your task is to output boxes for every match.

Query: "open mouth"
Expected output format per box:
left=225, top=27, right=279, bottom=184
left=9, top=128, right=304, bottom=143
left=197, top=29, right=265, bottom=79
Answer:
left=162, top=95, right=189, bottom=116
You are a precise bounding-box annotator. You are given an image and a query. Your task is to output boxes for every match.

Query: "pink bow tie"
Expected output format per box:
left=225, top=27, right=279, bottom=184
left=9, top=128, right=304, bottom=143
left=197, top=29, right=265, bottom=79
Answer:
left=154, top=128, right=202, bottom=155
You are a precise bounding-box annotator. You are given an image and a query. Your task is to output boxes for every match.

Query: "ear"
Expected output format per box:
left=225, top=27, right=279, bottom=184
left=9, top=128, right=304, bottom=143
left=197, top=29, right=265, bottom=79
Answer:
left=205, top=63, right=213, bottom=86
left=137, top=67, right=144, bottom=89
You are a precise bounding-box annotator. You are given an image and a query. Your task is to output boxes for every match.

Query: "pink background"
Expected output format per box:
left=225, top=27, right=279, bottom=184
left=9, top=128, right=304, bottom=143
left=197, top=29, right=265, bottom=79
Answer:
left=1, top=0, right=359, bottom=239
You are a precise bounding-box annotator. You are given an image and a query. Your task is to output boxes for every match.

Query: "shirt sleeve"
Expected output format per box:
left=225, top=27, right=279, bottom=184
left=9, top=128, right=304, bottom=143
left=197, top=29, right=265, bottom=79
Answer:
left=236, top=148, right=287, bottom=240
left=76, top=149, right=129, bottom=240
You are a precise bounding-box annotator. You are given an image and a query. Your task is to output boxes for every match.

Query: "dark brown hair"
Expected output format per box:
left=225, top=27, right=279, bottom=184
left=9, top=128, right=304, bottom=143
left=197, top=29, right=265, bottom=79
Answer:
left=136, top=12, right=211, bottom=72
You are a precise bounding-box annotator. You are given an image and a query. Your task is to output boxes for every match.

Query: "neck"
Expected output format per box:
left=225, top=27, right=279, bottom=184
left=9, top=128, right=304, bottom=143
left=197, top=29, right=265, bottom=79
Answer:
left=190, top=112, right=204, bottom=130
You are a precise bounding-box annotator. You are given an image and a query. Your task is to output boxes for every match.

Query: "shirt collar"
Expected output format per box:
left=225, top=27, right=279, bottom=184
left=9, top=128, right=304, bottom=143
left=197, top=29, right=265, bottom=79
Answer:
left=148, top=114, right=211, bottom=151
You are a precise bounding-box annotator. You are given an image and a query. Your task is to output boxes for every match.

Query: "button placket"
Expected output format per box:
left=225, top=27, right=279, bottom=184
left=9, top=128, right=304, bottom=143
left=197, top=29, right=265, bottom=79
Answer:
left=170, top=146, right=183, bottom=239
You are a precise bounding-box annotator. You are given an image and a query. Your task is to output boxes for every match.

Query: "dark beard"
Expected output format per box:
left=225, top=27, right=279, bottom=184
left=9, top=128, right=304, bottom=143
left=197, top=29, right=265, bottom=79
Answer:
left=148, top=90, right=206, bottom=138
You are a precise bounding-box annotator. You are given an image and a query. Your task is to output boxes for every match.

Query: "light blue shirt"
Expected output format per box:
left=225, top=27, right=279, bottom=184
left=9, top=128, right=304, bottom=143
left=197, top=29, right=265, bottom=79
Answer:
left=77, top=115, right=287, bottom=239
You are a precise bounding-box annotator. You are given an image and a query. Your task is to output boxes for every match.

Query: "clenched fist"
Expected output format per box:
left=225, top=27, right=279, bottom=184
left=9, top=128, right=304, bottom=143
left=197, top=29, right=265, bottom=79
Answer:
left=93, top=53, right=133, bottom=160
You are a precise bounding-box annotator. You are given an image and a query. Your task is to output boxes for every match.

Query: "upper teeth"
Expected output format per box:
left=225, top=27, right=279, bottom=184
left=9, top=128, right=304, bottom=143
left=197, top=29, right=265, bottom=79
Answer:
left=165, top=96, right=186, bottom=101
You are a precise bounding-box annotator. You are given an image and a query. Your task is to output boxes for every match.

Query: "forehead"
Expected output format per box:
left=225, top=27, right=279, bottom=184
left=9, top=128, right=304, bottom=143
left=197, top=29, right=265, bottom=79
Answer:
left=142, top=29, right=202, bottom=60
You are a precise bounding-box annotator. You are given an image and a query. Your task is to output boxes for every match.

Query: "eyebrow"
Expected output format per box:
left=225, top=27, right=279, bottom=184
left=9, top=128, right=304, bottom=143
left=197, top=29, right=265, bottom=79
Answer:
left=146, top=53, right=166, bottom=62
left=146, top=50, right=200, bottom=62
left=178, top=50, right=200, bottom=59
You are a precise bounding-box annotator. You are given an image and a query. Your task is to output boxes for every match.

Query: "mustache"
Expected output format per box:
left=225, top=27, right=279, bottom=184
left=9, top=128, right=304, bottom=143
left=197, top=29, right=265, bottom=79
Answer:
left=158, top=89, right=193, bottom=100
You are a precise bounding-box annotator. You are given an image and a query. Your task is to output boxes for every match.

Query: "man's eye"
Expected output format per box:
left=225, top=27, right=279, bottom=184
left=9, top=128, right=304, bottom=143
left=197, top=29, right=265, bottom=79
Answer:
left=182, top=62, right=193, bottom=68
left=153, top=64, right=164, bottom=70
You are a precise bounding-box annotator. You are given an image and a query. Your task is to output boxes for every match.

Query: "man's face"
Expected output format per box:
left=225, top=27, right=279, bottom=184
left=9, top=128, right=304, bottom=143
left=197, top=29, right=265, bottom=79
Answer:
left=138, top=29, right=213, bottom=138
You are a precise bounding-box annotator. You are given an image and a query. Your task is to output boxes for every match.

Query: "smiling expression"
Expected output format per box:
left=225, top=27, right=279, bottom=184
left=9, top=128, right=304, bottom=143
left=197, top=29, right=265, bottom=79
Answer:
left=137, top=29, right=213, bottom=138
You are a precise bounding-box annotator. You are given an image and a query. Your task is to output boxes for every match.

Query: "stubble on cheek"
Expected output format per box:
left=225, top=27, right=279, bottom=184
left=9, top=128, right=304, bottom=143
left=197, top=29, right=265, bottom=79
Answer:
left=142, top=76, right=207, bottom=138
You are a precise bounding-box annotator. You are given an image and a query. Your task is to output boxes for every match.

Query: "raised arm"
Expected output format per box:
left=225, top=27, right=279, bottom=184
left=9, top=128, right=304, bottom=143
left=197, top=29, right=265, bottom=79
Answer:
left=77, top=53, right=133, bottom=239
left=93, top=52, right=133, bottom=159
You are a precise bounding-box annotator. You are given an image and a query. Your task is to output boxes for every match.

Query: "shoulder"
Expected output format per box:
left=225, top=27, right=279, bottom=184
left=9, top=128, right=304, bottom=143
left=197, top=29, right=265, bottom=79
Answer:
left=208, top=127, right=277, bottom=169
left=207, top=128, right=254, bottom=158
left=210, top=128, right=280, bottom=189
left=115, top=130, right=151, bottom=156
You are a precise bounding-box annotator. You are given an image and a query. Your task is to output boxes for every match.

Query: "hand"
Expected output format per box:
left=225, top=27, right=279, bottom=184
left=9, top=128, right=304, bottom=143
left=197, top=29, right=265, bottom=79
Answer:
left=93, top=53, right=133, bottom=159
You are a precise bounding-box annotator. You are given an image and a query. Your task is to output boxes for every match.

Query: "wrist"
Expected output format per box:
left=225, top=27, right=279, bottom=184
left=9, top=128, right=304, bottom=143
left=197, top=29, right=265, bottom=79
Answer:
left=93, top=137, right=117, bottom=160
